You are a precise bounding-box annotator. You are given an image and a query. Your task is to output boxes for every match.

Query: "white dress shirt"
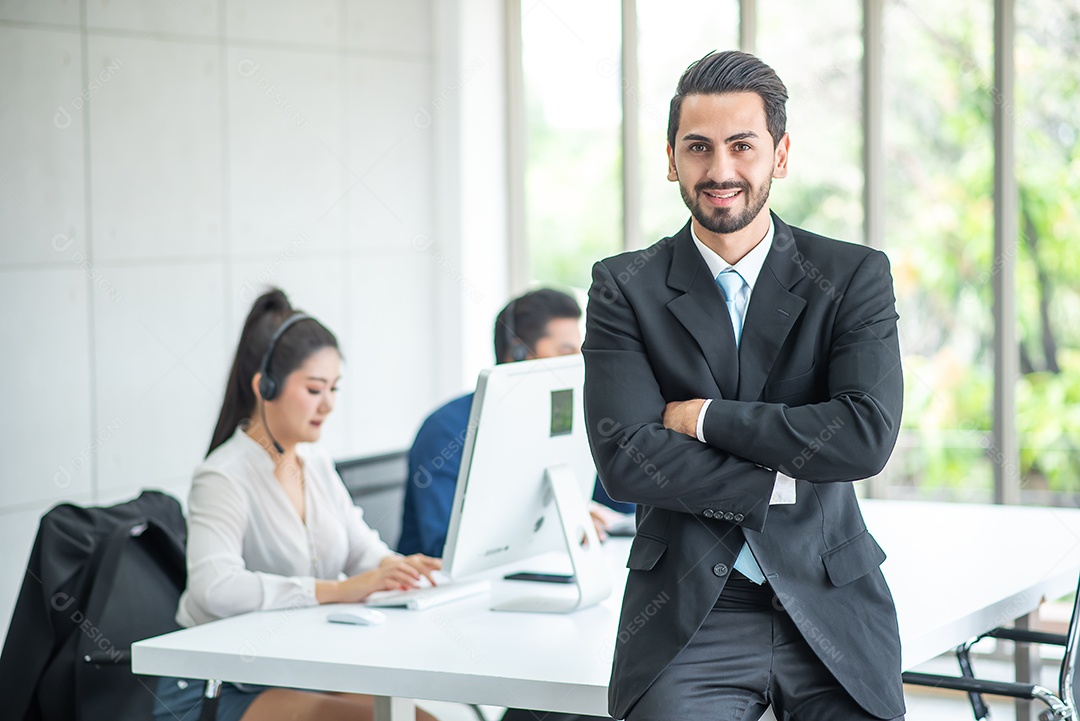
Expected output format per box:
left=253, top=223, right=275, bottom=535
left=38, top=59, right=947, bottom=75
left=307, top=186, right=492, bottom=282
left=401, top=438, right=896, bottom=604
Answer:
left=176, top=427, right=394, bottom=627
left=690, top=218, right=774, bottom=301
left=689, top=219, right=796, bottom=504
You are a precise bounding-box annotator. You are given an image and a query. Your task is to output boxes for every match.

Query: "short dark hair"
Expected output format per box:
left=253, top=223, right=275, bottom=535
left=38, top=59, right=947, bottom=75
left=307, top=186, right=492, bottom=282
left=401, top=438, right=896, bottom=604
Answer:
left=493, top=288, right=581, bottom=364
left=667, top=50, right=789, bottom=149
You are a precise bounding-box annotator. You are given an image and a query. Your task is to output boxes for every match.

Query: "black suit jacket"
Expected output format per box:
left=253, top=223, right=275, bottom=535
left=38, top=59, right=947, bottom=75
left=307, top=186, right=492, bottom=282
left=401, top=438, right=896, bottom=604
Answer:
left=0, top=491, right=187, bottom=721
left=583, top=214, right=905, bottom=720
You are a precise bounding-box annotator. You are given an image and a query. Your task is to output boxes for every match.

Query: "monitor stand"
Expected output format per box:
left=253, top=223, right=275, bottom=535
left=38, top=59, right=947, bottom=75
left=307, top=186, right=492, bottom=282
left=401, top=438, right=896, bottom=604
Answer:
left=492, top=464, right=612, bottom=614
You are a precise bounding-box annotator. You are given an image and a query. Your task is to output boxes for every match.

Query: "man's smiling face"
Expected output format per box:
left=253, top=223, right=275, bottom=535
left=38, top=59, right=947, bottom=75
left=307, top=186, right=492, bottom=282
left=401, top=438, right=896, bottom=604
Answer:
left=667, top=91, right=789, bottom=236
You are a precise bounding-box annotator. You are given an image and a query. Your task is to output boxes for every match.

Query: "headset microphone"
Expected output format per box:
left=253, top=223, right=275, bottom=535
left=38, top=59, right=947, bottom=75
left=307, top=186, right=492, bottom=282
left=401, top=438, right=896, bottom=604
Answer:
left=504, top=299, right=528, bottom=362
left=258, top=313, right=309, bottom=454
left=261, top=403, right=283, bottom=455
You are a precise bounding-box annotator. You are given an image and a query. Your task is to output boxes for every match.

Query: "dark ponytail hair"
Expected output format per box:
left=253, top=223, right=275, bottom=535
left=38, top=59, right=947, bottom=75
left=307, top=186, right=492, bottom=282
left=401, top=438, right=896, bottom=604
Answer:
left=207, top=288, right=340, bottom=456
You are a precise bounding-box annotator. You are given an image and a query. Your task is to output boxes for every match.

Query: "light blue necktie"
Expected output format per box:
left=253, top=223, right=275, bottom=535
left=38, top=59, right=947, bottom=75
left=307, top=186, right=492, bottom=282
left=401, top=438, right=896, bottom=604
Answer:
left=716, top=269, right=746, bottom=348
left=716, top=269, right=766, bottom=584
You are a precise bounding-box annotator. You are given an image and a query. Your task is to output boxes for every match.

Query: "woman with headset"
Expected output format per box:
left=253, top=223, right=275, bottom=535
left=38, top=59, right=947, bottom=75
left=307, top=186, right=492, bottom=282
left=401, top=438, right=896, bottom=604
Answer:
left=154, top=288, right=441, bottom=721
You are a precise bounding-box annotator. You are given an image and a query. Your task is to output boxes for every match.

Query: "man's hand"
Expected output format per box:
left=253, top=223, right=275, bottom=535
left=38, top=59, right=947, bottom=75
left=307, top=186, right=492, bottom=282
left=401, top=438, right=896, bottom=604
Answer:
left=663, top=399, right=706, bottom=438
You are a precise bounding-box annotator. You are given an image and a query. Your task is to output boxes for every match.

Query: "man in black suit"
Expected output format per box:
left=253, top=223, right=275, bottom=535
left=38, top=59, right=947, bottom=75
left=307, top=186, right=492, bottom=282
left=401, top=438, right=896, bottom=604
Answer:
left=583, top=51, right=905, bottom=720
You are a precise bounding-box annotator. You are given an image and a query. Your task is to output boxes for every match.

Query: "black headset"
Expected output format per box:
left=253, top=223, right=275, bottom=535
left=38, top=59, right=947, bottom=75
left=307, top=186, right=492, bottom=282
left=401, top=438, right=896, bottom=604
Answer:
left=503, top=300, right=528, bottom=362
left=258, top=313, right=309, bottom=402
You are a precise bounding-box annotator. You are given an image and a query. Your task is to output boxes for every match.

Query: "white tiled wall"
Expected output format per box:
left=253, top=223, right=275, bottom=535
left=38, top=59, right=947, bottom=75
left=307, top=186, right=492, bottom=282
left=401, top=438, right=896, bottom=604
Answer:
left=91, top=263, right=228, bottom=493
left=0, top=0, right=79, bottom=25
left=347, top=56, right=434, bottom=253
left=345, top=252, right=438, bottom=452
left=0, top=269, right=94, bottom=507
left=345, top=0, right=430, bottom=55
left=226, top=0, right=340, bottom=47
left=227, top=45, right=345, bottom=256
left=88, top=35, right=225, bottom=261
left=0, top=26, right=86, bottom=265
left=0, top=0, right=456, bottom=643
left=86, top=0, right=220, bottom=37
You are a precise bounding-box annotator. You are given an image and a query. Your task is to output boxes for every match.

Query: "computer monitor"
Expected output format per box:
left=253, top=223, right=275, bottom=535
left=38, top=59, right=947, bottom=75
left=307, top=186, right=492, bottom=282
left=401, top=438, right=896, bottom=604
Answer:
left=442, top=354, right=612, bottom=613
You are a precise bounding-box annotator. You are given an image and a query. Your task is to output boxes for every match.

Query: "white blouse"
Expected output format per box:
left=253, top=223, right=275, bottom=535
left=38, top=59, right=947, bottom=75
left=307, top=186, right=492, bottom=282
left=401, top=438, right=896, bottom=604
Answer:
left=176, top=427, right=394, bottom=627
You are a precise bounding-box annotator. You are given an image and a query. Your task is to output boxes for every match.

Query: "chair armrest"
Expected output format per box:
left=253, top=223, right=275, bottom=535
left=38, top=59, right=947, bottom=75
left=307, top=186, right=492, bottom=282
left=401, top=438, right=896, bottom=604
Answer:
left=902, top=671, right=1039, bottom=699
left=984, top=627, right=1068, bottom=647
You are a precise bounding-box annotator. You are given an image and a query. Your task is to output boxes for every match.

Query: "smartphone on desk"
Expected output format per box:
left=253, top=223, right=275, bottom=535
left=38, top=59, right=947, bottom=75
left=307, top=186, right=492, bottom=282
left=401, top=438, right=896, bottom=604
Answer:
left=504, top=571, right=575, bottom=584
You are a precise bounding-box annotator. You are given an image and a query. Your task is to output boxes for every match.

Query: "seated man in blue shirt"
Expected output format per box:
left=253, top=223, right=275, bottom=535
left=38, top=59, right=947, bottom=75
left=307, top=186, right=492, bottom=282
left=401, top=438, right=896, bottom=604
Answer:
left=398, top=288, right=632, bottom=558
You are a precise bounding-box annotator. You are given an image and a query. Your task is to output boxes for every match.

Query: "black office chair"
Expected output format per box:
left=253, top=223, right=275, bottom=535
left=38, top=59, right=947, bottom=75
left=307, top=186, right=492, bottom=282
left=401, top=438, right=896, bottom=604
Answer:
left=0, top=491, right=188, bottom=721
left=902, top=574, right=1080, bottom=721
left=337, top=450, right=410, bottom=546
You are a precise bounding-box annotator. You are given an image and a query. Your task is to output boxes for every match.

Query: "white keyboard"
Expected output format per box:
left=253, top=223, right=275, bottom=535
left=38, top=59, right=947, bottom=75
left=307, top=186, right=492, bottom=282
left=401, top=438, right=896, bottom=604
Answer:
left=364, top=579, right=490, bottom=611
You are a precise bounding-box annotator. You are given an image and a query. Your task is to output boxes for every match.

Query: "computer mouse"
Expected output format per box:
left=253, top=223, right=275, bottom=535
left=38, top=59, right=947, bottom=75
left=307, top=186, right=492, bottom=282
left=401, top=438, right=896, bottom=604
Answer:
left=327, top=608, right=387, bottom=626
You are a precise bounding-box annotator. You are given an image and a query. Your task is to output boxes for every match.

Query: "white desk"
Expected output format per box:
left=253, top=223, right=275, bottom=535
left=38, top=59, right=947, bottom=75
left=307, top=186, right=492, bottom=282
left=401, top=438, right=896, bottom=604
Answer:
left=876, top=500, right=1080, bottom=670
left=133, top=500, right=1080, bottom=719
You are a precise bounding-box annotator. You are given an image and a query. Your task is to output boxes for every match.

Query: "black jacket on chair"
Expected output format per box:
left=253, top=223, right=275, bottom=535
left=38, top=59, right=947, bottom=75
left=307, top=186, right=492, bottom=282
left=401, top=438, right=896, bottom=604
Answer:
left=0, top=490, right=187, bottom=721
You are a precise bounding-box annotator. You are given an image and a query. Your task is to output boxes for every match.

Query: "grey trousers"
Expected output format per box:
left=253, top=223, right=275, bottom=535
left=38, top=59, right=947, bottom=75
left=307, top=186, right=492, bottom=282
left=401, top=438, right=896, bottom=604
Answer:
left=625, top=574, right=904, bottom=721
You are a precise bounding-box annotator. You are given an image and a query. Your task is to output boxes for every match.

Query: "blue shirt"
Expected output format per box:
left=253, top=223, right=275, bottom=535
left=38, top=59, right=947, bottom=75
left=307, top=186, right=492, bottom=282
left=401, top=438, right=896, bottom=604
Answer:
left=397, top=392, right=634, bottom=557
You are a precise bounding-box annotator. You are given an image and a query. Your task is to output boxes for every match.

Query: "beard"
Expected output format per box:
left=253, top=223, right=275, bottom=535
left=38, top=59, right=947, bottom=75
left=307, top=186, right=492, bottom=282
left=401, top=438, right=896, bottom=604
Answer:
left=679, top=177, right=772, bottom=235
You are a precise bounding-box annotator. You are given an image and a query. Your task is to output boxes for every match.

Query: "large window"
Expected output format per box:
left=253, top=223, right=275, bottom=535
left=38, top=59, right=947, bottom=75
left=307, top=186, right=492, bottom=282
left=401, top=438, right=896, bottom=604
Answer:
left=516, top=1, right=1077, bottom=505
left=758, top=0, right=863, bottom=245
left=521, top=1, right=622, bottom=291
left=882, top=0, right=996, bottom=500
left=1014, top=1, right=1080, bottom=504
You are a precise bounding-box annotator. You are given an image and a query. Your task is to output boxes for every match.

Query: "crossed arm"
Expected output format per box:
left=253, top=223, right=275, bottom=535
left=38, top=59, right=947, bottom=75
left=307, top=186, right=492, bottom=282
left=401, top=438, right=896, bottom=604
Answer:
left=583, top=251, right=903, bottom=530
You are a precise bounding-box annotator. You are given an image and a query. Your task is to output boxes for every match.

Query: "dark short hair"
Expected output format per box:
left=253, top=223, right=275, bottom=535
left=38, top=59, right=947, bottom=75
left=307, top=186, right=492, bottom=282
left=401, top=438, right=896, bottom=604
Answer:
left=667, top=50, right=789, bottom=149
left=493, top=288, right=581, bottom=364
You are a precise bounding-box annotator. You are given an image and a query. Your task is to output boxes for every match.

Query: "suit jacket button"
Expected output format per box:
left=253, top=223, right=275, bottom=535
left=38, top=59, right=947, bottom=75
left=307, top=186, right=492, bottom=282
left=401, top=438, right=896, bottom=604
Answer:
left=704, top=509, right=714, bottom=518
left=713, top=563, right=729, bottom=577
left=734, top=513, right=744, bottom=522
left=723, top=512, right=734, bottom=521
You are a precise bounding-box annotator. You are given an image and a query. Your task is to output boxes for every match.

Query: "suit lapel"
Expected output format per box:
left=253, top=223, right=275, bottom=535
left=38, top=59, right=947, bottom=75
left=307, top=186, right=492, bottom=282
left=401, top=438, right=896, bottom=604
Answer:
left=737, top=215, right=807, bottom=401
left=665, top=225, right=739, bottom=399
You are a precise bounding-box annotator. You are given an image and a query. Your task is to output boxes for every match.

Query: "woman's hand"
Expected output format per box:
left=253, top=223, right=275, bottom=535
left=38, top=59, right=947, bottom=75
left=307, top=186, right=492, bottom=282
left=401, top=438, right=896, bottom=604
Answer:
left=316, top=554, right=442, bottom=604
left=386, top=553, right=442, bottom=587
